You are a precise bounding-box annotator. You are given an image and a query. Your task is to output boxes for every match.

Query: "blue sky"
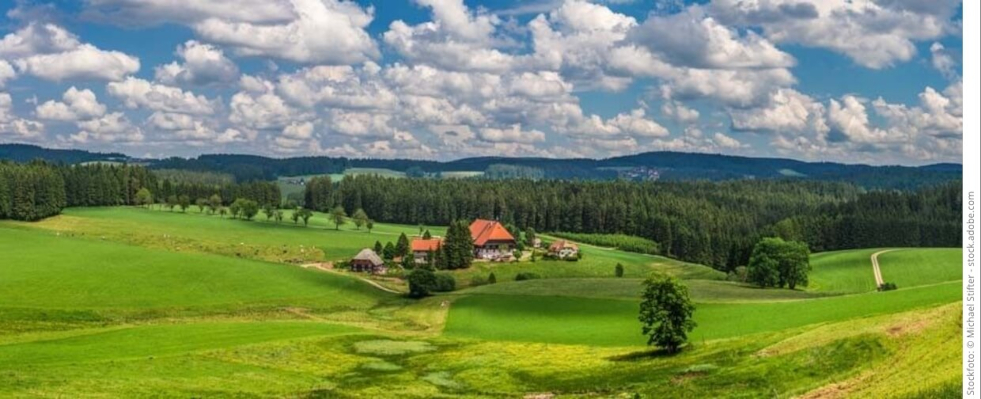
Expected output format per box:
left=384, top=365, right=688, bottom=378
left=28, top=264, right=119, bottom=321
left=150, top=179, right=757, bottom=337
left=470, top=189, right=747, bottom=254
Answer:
left=0, top=0, right=963, bottom=165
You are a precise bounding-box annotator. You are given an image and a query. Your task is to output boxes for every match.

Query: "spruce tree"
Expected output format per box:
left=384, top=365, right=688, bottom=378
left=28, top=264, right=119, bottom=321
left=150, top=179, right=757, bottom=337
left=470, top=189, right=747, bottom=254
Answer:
left=396, top=233, right=410, bottom=257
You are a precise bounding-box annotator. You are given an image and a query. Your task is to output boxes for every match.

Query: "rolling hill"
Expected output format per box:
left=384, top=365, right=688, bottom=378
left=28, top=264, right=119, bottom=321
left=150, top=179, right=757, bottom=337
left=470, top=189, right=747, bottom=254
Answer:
left=1, top=143, right=960, bottom=189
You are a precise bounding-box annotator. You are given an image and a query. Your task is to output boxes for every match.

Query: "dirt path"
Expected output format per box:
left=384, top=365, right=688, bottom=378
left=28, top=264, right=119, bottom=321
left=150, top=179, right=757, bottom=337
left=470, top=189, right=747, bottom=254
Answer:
left=349, top=275, right=402, bottom=294
left=301, top=262, right=402, bottom=294
left=870, top=250, right=896, bottom=289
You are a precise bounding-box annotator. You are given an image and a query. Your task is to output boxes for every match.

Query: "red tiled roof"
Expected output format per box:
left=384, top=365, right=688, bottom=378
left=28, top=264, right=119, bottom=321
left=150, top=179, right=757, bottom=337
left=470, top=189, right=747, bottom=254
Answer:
left=411, top=238, right=442, bottom=252
left=469, top=219, right=516, bottom=246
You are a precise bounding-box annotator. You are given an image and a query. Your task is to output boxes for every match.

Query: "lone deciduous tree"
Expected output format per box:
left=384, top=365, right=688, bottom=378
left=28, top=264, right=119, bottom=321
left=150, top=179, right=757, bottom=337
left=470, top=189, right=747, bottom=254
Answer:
left=747, top=237, right=811, bottom=289
left=195, top=198, right=208, bottom=213
left=352, top=208, right=368, bottom=230
left=639, top=275, right=696, bottom=353
left=135, top=188, right=153, bottom=209
left=178, top=195, right=190, bottom=213
left=331, top=206, right=347, bottom=230
left=298, top=208, right=313, bottom=226
left=208, top=194, right=222, bottom=214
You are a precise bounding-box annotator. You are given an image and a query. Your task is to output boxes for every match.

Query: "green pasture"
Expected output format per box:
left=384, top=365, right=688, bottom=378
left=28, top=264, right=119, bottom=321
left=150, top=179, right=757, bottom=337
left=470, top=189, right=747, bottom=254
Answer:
left=450, top=245, right=724, bottom=288
left=440, top=171, right=484, bottom=179
left=877, top=248, right=961, bottom=288
left=807, top=248, right=882, bottom=293
left=808, top=248, right=960, bottom=294
left=0, top=227, right=389, bottom=311
left=444, top=281, right=960, bottom=346
left=463, top=278, right=831, bottom=302
left=0, top=302, right=961, bottom=398
left=3, top=206, right=444, bottom=262
left=0, top=321, right=358, bottom=367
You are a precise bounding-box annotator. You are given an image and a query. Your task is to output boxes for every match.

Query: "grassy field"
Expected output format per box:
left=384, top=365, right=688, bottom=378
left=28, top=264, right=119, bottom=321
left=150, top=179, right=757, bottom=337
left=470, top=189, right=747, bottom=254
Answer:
left=0, top=227, right=389, bottom=312
left=445, top=281, right=960, bottom=346
left=0, top=206, right=963, bottom=397
left=0, top=321, right=359, bottom=366
left=878, top=248, right=962, bottom=288
left=463, top=278, right=831, bottom=302
left=450, top=246, right=724, bottom=288
left=808, top=248, right=961, bottom=294
left=807, top=248, right=882, bottom=293
left=440, top=171, right=484, bottom=179
left=2, top=207, right=445, bottom=263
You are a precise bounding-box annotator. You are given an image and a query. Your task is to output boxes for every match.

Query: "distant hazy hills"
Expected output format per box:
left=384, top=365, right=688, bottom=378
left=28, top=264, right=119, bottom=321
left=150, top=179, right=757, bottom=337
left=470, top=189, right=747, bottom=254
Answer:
left=1, top=143, right=961, bottom=190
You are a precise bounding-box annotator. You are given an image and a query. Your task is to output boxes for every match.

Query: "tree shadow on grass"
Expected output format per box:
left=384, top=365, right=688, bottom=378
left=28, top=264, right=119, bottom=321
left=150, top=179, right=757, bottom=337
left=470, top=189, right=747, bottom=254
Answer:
left=608, top=346, right=688, bottom=362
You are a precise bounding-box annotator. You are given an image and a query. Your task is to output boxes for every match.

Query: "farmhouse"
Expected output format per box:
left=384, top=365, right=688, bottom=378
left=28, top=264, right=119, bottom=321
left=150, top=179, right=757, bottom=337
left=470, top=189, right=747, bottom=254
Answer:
left=548, top=240, right=579, bottom=259
left=411, top=237, right=442, bottom=264
left=470, top=219, right=517, bottom=260
left=350, top=248, right=386, bottom=274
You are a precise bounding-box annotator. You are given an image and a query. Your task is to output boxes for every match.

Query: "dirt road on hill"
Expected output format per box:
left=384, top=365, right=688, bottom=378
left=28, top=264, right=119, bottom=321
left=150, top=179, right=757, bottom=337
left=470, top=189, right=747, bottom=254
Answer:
left=870, top=250, right=896, bottom=289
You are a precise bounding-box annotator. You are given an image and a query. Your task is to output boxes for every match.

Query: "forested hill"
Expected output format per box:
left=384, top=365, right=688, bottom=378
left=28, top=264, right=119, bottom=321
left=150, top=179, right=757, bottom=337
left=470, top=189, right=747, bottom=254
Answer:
left=0, top=144, right=960, bottom=189
left=0, top=144, right=129, bottom=164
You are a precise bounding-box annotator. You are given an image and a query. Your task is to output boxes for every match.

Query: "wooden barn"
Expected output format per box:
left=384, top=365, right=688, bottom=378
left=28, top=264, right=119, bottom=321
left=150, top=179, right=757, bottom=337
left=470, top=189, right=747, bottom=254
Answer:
left=350, top=248, right=386, bottom=274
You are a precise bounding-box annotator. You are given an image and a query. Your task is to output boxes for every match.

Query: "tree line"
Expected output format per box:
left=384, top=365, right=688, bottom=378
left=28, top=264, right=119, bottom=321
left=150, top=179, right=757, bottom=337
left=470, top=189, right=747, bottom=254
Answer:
left=1, top=160, right=280, bottom=222
left=0, top=161, right=66, bottom=221
left=303, top=175, right=961, bottom=271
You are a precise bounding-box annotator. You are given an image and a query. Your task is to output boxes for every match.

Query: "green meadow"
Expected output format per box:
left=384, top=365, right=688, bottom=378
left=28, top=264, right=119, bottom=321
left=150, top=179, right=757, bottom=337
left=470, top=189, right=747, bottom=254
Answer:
left=0, top=227, right=387, bottom=311
left=808, top=247, right=961, bottom=294
left=0, top=206, right=963, bottom=397
left=877, top=248, right=962, bottom=287
left=8, top=206, right=444, bottom=263
left=445, top=281, right=960, bottom=346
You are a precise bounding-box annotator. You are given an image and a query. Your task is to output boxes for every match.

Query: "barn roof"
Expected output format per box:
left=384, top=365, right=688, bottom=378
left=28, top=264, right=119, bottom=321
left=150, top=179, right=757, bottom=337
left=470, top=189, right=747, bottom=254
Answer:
left=469, top=219, right=515, bottom=246
left=411, top=238, right=442, bottom=252
left=549, top=240, right=578, bottom=252
left=352, top=248, right=383, bottom=266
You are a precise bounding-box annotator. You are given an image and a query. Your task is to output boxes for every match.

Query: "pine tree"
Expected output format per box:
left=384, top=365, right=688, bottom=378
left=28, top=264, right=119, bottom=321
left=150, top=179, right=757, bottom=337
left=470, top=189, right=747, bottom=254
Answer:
left=396, top=233, right=410, bottom=257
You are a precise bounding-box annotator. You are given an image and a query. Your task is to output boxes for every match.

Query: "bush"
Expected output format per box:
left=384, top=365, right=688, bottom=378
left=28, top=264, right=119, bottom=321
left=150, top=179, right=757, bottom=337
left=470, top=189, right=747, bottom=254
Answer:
left=615, top=263, right=624, bottom=277
left=878, top=282, right=898, bottom=291
left=515, top=272, right=542, bottom=281
left=470, top=275, right=488, bottom=287
left=407, top=268, right=437, bottom=298
left=727, top=266, right=748, bottom=282
left=432, top=273, right=456, bottom=292
left=488, top=272, right=497, bottom=284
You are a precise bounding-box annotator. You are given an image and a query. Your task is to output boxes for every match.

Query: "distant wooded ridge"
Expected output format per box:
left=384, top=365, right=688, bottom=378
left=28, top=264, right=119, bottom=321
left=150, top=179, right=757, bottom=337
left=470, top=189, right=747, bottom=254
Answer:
left=0, top=143, right=961, bottom=190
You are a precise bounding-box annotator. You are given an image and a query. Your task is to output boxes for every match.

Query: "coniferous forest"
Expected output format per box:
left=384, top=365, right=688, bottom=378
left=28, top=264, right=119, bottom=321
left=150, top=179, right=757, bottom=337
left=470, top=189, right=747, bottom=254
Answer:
left=0, top=161, right=279, bottom=221
left=305, top=175, right=961, bottom=270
